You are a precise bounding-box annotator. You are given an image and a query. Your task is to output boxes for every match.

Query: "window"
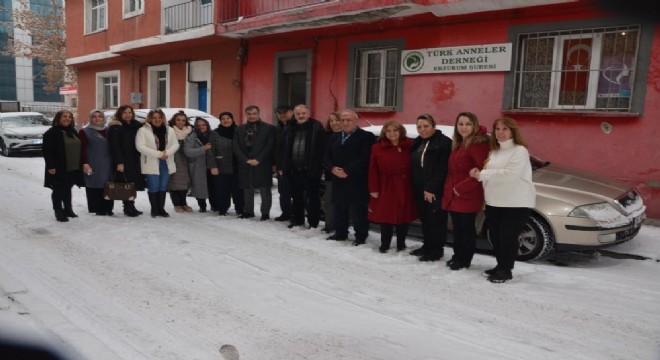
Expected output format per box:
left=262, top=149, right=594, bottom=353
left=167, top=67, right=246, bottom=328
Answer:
left=86, top=0, right=107, bottom=34
left=148, top=65, right=169, bottom=108
left=512, top=24, right=642, bottom=112
left=96, top=71, right=119, bottom=109
left=123, top=0, right=144, bottom=19
left=347, top=39, right=405, bottom=111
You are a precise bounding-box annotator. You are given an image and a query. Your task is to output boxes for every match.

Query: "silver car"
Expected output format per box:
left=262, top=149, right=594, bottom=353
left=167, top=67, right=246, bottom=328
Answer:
left=0, top=112, right=51, bottom=156
left=363, top=125, right=646, bottom=261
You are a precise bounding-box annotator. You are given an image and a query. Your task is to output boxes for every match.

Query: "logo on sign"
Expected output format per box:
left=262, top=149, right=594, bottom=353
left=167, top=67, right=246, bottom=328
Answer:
left=403, top=51, right=424, bottom=73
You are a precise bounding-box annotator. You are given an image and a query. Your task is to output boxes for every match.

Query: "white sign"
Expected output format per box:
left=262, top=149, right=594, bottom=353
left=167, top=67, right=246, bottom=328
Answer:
left=401, top=43, right=512, bottom=75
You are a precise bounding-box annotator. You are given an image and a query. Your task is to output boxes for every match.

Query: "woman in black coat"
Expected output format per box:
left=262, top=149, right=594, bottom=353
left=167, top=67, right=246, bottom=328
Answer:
left=108, top=105, right=145, bottom=217
left=215, top=111, right=245, bottom=216
left=410, top=114, right=452, bottom=261
left=79, top=110, right=114, bottom=216
left=43, top=110, right=85, bottom=222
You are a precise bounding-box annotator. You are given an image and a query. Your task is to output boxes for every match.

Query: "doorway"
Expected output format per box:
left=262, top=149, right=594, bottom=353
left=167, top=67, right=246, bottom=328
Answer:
left=274, top=50, right=312, bottom=112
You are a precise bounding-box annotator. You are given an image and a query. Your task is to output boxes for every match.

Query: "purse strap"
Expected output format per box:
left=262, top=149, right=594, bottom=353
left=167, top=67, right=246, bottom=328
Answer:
left=112, top=172, right=130, bottom=183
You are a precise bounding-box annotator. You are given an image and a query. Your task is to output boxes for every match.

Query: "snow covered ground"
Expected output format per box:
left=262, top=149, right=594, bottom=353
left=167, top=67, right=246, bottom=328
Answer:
left=1, top=155, right=659, bottom=360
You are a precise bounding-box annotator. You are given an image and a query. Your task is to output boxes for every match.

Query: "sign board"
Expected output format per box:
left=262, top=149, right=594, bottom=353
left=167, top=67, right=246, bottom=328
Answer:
left=59, top=86, right=77, bottom=95
left=401, top=43, right=512, bottom=75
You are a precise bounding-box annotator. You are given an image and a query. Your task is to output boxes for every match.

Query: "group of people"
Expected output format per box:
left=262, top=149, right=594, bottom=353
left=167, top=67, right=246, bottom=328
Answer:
left=42, top=104, right=535, bottom=283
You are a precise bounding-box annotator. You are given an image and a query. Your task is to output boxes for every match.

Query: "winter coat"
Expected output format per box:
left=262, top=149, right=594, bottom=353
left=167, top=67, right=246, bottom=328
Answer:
left=42, top=125, right=85, bottom=189
left=232, top=120, right=276, bottom=189
left=281, top=118, right=326, bottom=179
left=275, top=119, right=294, bottom=171
left=208, top=131, right=234, bottom=175
left=108, top=119, right=146, bottom=190
left=410, top=130, right=452, bottom=197
left=80, top=127, right=113, bottom=189
left=184, top=131, right=213, bottom=199
left=135, top=124, right=179, bottom=175
left=325, top=127, right=375, bottom=204
left=441, top=128, right=490, bottom=213
left=367, top=137, right=418, bottom=224
left=168, top=136, right=191, bottom=192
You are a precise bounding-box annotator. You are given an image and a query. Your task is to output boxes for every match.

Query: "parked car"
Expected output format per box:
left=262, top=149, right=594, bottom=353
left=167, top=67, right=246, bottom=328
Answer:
left=133, top=108, right=221, bottom=129
left=362, top=125, right=646, bottom=261
left=0, top=112, right=51, bottom=156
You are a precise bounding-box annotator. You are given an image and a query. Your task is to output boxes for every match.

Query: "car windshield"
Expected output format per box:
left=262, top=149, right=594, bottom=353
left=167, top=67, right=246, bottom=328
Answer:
left=1, top=115, right=50, bottom=127
left=530, top=155, right=550, bottom=170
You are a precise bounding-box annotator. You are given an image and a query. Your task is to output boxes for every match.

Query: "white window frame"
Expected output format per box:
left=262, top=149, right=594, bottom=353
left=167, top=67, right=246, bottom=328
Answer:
left=148, top=65, right=170, bottom=109
left=95, top=71, right=120, bottom=110
left=122, top=0, right=144, bottom=19
left=85, top=0, right=107, bottom=35
left=355, top=48, right=398, bottom=108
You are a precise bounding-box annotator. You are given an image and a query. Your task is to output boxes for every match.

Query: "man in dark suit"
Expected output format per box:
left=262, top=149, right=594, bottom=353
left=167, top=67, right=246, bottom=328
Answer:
left=273, top=105, right=294, bottom=222
left=324, top=109, right=375, bottom=245
left=232, top=105, right=276, bottom=220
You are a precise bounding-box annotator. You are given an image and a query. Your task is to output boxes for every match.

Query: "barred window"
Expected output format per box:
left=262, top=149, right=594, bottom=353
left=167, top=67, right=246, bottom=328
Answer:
left=514, top=25, right=640, bottom=112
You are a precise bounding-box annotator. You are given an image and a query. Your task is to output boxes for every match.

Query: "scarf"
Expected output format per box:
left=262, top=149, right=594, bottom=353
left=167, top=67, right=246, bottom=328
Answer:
left=172, top=125, right=192, bottom=141
left=152, top=124, right=167, bottom=151
left=216, top=123, right=236, bottom=140
left=88, top=124, right=106, bottom=131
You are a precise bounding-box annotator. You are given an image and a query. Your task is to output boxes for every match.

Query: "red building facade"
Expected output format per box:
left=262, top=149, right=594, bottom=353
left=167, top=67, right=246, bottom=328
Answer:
left=66, top=0, right=660, bottom=218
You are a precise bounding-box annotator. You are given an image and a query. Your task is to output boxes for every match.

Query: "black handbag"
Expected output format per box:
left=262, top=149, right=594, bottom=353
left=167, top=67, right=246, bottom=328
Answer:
left=103, top=173, right=136, bottom=201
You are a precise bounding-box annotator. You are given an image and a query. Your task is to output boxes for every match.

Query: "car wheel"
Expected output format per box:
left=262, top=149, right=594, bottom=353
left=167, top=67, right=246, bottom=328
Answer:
left=0, top=141, right=11, bottom=157
left=516, top=214, right=555, bottom=261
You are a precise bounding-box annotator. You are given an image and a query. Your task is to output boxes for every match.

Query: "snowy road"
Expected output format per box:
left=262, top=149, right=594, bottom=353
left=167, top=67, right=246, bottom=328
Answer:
left=1, top=156, right=659, bottom=360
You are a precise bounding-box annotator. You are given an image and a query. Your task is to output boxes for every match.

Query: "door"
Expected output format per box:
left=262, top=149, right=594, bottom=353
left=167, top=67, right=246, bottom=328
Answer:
left=274, top=50, right=312, bottom=110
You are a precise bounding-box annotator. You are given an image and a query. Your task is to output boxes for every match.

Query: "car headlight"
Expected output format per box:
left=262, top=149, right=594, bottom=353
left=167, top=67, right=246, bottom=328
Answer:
left=568, top=202, right=628, bottom=228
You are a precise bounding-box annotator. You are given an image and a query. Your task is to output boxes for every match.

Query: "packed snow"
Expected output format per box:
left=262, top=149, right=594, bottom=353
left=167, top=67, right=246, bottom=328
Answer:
left=1, top=155, right=659, bottom=360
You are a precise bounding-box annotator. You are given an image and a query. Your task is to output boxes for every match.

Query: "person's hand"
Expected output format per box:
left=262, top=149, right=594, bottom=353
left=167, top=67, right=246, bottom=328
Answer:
left=210, top=168, right=219, bottom=175
left=370, top=192, right=379, bottom=198
left=47, top=168, right=56, bottom=175
left=117, top=164, right=125, bottom=172
left=82, top=164, right=92, bottom=175
left=423, top=191, right=436, bottom=203
left=332, top=167, right=348, bottom=178
left=469, top=168, right=480, bottom=179
left=203, top=143, right=212, bottom=151
left=160, top=151, right=168, bottom=160
left=247, top=159, right=259, bottom=166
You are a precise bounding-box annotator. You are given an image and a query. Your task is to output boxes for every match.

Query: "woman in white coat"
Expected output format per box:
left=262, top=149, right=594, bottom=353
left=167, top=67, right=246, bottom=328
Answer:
left=470, top=117, right=535, bottom=283
left=135, top=109, right=179, bottom=217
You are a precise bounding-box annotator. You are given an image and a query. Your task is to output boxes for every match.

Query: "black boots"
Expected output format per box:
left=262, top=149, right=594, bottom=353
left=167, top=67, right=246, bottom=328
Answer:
left=54, top=208, right=68, bottom=222
left=149, top=192, right=159, bottom=217
left=197, top=198, right=207, bottom=213
left=123, top=200, right=142, bottom=217
left=158, top=191, right=169, bottom=217
left=149, top=192, right=170, bottom=218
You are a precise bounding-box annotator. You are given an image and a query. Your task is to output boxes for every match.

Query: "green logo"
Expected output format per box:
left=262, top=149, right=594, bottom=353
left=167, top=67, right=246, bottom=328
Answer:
left=403, top=51, right=424, bottom=72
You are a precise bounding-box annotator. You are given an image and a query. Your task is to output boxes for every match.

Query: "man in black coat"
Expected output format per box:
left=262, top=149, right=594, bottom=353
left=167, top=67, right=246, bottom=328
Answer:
left=280, top=104, right=327, bottom=229
left=233, top=105, right=276, bottom=220
left=273, top=105, right=294, bottom=222
left=324, top=109, right=375, bottom=245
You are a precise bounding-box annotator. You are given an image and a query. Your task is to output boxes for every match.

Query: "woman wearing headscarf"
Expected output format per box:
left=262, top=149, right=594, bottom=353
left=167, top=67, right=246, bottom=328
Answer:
left=213, top=112, right=242, bottom=216
left=42, top=110, right=84, bottom=222
left=184, top=117, right=214, bottom=212
left=79, top=110, right=114, bottom=216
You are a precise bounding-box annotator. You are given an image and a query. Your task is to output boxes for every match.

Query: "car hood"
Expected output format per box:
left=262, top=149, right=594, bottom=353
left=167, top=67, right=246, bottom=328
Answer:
left=3, top=125, right=50, bottom=136
left=533, top=162, right=632, bottom=206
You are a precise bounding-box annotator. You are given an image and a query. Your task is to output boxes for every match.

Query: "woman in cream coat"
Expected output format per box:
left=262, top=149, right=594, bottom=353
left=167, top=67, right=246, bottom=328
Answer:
left=135, top=109, right=179, bottom=218
left=470, top=117, right=535, bottom=283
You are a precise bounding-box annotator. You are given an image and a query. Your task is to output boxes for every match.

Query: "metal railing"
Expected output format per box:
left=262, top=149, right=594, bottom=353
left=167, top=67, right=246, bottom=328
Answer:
left=164, top=0, right=214, bottom=34
left=220, top=0, right=330, bottom=23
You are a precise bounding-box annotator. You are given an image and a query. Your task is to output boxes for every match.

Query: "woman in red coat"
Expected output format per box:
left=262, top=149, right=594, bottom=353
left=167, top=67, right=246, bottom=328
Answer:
left=441, top=112, right=490, bottom=270
left=368, top=121, right=418, bottom=253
